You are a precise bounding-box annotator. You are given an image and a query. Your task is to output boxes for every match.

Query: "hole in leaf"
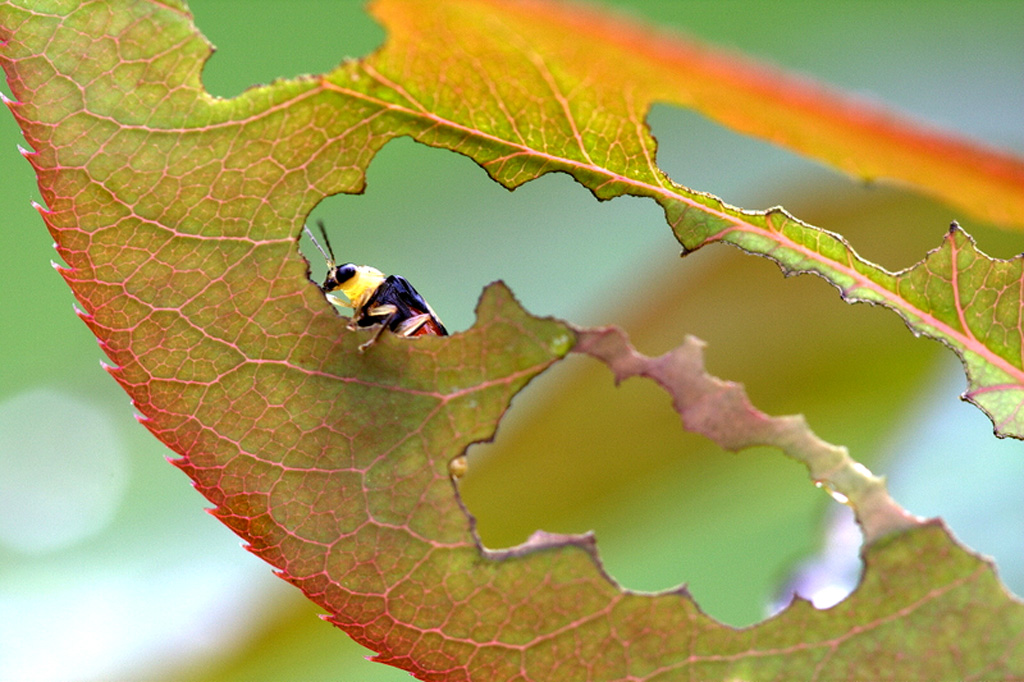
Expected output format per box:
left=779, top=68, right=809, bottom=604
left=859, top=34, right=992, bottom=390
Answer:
left=301, top=137, right=677, bottom=334
left=770, top=505, right=863, bottom=614
left=458, top=354, right=833, bottom=628
left=191, top=0, right=384, bottom=99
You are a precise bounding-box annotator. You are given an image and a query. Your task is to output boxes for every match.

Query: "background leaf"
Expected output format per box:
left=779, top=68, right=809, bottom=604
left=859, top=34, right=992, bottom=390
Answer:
left=375, top=0, right=1024, bottom=229
left=2, top=1, right=1024, bottom=679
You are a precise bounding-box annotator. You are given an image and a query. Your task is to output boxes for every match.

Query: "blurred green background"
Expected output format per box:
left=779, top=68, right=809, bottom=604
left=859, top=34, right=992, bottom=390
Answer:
left=1, top=1, right=1021, bottom=680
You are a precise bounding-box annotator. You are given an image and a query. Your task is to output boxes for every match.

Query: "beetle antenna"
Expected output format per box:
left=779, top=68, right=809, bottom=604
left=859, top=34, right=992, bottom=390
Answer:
left=304, top=220, right=335, bottom=267
left=316, top=220, right=337, bottom=262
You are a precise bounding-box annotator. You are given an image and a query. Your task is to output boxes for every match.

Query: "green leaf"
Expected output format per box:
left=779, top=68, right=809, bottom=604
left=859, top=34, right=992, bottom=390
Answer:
left=3, top=0, right=1023, bottom=680
left=674, top=214, right=1024, bottom=439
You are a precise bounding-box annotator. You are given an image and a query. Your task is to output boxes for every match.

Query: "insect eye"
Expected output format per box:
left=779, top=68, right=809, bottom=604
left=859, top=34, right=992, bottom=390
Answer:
left=322, top=263, right=358, bottom=292
left=335, top=263, right=357, bottom=284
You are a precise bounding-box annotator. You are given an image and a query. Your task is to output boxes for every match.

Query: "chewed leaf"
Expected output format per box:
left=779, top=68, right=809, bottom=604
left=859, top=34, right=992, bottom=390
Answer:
left=572, top=327, right=920, bottom=544
left=672, top=211, right=1024, bottom=438
left=4, top=0, right=1024, bottom=680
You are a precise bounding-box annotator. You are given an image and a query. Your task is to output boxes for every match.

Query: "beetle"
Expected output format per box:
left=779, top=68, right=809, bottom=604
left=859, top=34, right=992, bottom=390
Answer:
left=304, top=221, right=448, bottom=350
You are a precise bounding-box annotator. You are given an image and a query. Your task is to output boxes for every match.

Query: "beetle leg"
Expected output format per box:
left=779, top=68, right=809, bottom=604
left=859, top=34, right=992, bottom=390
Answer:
left=358, top=324, right=390, bottom=352
left=364, top=303, right=398, bottom=319
left=356, top=304, right=399, bottom=352
left=325, top=292, right=353, bottom=309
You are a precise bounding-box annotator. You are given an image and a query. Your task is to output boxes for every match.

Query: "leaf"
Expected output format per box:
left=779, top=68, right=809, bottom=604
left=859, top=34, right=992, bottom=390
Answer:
left=372, top=0, right=1024, bottom=230
left=3, top=1, right=1023, bottom=681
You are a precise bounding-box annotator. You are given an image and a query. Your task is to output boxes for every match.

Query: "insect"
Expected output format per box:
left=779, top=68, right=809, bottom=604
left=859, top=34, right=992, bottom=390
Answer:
left=304, top=221, right=448, bottom=351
